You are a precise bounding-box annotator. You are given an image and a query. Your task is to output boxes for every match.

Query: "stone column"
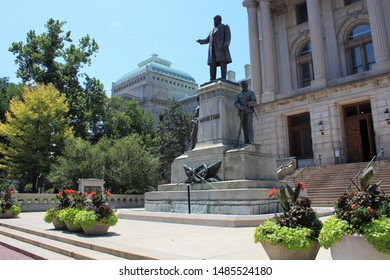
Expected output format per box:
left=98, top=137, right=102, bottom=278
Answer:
left=242, top=0, right=262, bottom=102
left=367, top=0, right=390, bottom=70
left=306, top=0, right=327, bottom=88
left=259, top=0, right=276, bottom=102
left=244, top=64, right=251, bottom=79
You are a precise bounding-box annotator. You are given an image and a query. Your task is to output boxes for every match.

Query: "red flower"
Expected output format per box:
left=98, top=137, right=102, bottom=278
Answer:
left=64, top=189, right=74, bottom=195
left=9, top=189, right=14, bottom=196
left=299, top=182, right=305, bottom=191
left=90, top=192, right=96, bottom=198
left=105, top=191, right=112, bottom=197
left=58, top=191, right=63, bottom=196
left=268, top=188, right=277, bottom=198
left=83, top=192, right=88, bottom=197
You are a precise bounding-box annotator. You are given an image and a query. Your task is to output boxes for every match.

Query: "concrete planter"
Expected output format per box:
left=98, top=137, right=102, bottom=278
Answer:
left=81, top=223, right=110, bottom=235
left=261, top=241, right=320, bottom=260
left=331, top=235, right=390, bottom=260
left=52, top=217, right=67, bottom=230
left=64, top=219, right=82, bottom=232
left=0, top=209, right=18, bottom=218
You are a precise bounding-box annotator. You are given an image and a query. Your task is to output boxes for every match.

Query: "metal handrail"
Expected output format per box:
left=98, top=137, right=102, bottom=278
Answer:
left=347, top=148, right=385, bottom=192
left=376, top=148, right=384, bottom=171
left=347, top=170, right=361, bottom=193
left=276, top=157, right=295, bottom=173
left=292, top=155, right=322, bottom=186
left=364, top=155, right=377, bottom=172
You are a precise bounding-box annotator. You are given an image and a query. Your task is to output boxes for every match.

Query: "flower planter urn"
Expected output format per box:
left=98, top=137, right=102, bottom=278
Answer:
left=63, top=219, right=82, bottom=232
left=0, top=210, right=17, bottom=218
left=261, top=241, right=320, bottom=260
left=331, top=236, right=390, bottom=260
left=52, top=217, right=67, bottom=230
left=81, top=223, right=110, bottom=235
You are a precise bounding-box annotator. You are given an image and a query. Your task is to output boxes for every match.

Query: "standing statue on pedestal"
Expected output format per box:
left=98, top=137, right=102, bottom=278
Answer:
left=190, top=96, right=200, bottom=150
left=235, top=80, right=257, bottom=144
left=196, top=15, right=232, bottom=81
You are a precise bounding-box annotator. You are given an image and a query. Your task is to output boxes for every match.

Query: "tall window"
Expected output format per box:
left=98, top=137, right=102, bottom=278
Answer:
left=297, top=42, right=313, bottom=88
left=296, top=2, right=308, bottom=25
left=346, top=24, right=375, bottom=74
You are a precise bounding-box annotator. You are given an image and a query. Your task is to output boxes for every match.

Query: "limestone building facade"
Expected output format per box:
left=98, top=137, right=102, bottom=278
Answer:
left=242, top=0, right=390, bottom=166
left=111, top=54, right=198, bottom=123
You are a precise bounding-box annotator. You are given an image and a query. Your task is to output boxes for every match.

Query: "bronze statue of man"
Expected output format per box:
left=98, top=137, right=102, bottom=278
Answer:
left=190, top=96, right=200, bottom=150
left=234, top=80, right=257, bottom=144
left=197, top=15, right=232, bottom=81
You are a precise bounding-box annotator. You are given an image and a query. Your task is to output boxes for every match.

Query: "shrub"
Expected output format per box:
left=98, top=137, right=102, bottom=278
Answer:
left=363, top=217, right=390, bottom=254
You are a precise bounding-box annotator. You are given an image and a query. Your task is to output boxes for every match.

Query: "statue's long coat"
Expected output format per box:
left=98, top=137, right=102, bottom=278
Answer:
left=198, top=23, right=232, bottom=66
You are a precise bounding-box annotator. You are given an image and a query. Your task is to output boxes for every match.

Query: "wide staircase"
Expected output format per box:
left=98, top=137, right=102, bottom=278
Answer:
left=284, top=160, right=390, bottom=207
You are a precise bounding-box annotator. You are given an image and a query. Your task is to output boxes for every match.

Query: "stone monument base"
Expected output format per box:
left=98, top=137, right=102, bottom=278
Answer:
left=144, top=80, right=283, bottom=216
left=145, top=179, right=284, bottom=215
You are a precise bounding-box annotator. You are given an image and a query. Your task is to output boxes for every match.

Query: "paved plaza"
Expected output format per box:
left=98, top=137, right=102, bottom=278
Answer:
left=0, top=208, right=334, bottom=260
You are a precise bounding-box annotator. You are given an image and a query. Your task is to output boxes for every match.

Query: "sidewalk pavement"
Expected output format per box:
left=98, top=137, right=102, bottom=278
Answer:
left=0, top=244, right=35, bottom=260
left=0, top=208, right=334, bottom=260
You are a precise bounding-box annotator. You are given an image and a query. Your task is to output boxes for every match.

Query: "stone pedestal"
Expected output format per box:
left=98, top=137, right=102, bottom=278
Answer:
left=77, top=178, right=105, bottom=193
left=170, top=144, right=277, bottom=183
left=145, top=80, right=282, bottom=215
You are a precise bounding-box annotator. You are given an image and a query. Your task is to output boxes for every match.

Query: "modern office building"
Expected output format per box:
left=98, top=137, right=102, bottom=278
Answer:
left=242, top=0, right=390, bottom=166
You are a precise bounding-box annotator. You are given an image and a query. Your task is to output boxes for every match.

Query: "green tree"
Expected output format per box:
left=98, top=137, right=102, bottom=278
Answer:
left=157, top=98, right=192, bottom=183
left=83, top=76, right=108, bottom=143
left=102, top=136, right=159, bottom=194
left=8, top=18, right=105, bottom=140
left=103, top=97, right=158, bottom=149
left=49, top=136, right=158, bottom=194
left=47, top=137, right=103, bottom=188
left=0, top=84, right=73, bottom=192
left=0, top=77, right=22, bottom=123
left=0, top=78, right=22, bottom=179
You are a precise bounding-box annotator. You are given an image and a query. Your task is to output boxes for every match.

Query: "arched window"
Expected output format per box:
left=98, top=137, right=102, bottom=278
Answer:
left=346, top=24, right=374, bottom=74
left=297, top=42, right=313, bottom=88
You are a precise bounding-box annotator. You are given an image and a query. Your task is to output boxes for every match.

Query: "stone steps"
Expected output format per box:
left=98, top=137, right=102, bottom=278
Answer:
left=0, top=223, right=128, bottom=260
left=284, top=160, right=390, bottom=207
left=0, top=233, right=74, bottom=260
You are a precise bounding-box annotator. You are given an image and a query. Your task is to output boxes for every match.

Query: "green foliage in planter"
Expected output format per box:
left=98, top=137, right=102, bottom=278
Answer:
left=318, top=217, right=351, bottom=249
left=74, top=210, right=118, bottom=228
left=10, top=204, right=21, bottom=216
left=100, top=212, right=118, bottom=227
left=58, top=208, right=81, bottom=228
left=320, top=167, right=390, bottom=255
left=0, top=186, right=20, bottom=215
left=363, top=217, right=390, bottom=254
left=44, top=207, right=61, bottom=223
left=276, top=203, right=323, bottom=240
left=254, top=220, right=315, bottom=251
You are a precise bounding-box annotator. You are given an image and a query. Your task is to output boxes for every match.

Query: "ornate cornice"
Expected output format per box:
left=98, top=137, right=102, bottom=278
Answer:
left=272, top=2, right=287, bottom=16
left=242, top=0, right=258, bottom=9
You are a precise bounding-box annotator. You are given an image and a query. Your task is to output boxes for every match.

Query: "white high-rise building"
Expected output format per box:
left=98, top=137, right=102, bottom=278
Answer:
left=111, top=54, right=198, bottom=123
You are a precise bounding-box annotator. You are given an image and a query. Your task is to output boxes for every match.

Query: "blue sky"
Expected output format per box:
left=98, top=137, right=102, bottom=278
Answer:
left=1, top=0, right=249, bottom=96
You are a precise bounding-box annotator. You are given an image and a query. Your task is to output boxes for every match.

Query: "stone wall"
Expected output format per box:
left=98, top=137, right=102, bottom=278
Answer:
left=253, top=73, right=390, bottom=165
left=13, top=193, right=144, bottom=212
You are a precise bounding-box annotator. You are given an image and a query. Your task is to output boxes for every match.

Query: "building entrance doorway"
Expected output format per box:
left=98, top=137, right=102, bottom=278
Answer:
left=288, top=113, right=313, bottom=163
left=343, top=102, right=376, bottom=163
